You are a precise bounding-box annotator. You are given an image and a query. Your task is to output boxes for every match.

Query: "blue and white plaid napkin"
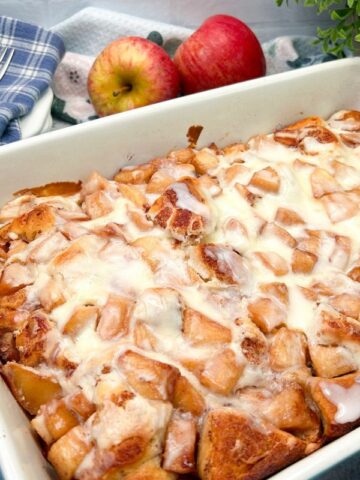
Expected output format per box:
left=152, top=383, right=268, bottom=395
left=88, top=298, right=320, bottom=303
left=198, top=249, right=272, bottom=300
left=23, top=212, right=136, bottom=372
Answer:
left=0, top=16, right=65, bottom=145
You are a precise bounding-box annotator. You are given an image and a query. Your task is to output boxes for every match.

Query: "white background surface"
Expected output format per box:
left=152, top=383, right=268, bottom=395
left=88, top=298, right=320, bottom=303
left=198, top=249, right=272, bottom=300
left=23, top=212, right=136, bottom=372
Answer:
left=0, top=0, right=332, bottom=40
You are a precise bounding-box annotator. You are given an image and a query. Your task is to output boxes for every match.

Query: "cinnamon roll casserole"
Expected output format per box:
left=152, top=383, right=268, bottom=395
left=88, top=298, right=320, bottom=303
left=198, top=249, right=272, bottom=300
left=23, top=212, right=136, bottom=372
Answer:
left=0, top=110, right=360, bottom=480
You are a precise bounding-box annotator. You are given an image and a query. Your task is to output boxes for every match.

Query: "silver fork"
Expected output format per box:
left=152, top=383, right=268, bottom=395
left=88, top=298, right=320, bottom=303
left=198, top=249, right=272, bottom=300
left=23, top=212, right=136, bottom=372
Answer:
left=0, top=47, right=15, bottom=81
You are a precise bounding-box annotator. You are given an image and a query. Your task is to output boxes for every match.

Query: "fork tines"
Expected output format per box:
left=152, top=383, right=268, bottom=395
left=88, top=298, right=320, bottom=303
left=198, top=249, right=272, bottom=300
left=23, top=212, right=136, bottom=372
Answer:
left=0, top=47, right=15, bottom=81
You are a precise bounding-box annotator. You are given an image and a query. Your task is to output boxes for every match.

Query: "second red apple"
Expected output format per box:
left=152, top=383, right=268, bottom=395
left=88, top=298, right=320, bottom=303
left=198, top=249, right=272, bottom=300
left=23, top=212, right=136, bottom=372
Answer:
left=174, top=15, right=266, bottom=94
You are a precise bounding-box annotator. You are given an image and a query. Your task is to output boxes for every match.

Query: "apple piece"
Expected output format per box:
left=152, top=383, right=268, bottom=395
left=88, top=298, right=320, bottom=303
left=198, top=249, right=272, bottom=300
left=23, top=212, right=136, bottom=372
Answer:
left=2, top=362, right=62, bottom=415
left=174, top=15, right=266, bottom=94
left=172, top=375, right=205, bottom=416
left=88, top=36, right=180, bottom=116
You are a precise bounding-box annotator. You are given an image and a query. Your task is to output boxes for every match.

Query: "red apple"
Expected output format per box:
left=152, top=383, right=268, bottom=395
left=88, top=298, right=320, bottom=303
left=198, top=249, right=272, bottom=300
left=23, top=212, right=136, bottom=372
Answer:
left=174, top=15, right=266, bottom=94
left=88, top=37, right=180, bottom=117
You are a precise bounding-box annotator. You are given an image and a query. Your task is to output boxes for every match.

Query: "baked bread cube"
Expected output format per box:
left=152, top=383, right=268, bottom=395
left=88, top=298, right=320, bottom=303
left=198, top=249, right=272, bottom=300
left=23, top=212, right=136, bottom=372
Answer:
left=238, top=319, right=269, bottom=365
left=319, top=309, right=360, bottom=345
left=248, top=297, right=286, bottom=333
left=163, top=411, right=197, bottom=473
left=4, top=204, right=55, bottom=242
left=198, top=409, right=305, bottom=480
left=199, top=348, right=243, bottom=395
left=310, top=373, right=360, bottom=439
left=249, top=167, right=280, bottom=193
left=148, top=178, right=211, bottom=242
left=182, top=308, right=231, bottom=345
left=118, top=350, right=180, bottom=401
left=189, top=244, right=250, bottom=285
left=309, top=344, right=356, bottom=378
left=264, top=385, right=320, bottom=442
left=32, top=391, right=95, bottom=445
left=15, top=310, right=52, bottom=366
left=48, top=425, right=92, bottom=480
left=172, top=375, right=205, bottom=417
left=114, top=162, right=156, bottom=184
left=120, top=457, right=177, bottom=480
left=270, top=327, right=307, bottom=371
left=97, top=294, right=134, bottom=340
left=329, top=293, right=360, bottom=319
left=2, top=362, right=62, bottom=415
left=63, top=305, right=99, bottom=336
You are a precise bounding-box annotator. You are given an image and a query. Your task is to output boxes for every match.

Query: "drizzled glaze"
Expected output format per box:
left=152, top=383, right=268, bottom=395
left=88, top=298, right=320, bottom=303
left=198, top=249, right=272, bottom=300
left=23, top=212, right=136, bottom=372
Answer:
left=321, top=378, right=360, bottom=424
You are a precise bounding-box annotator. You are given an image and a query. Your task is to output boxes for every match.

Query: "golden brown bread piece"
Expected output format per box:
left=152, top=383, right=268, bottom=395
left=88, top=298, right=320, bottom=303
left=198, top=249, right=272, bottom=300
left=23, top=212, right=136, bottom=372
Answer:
left=120, top=457, right=177, bottom=480
left=79, top=436, right=150, bottom=480
left=238, top=319, right=269, bottom=365
left=118, top=350, right=180, bottom=401
left=321, top=192, right=358, bottom=223
left=97, top=294, right=135, bottom=340
left=192, top=149, right=219, bottom=175
left=329, top=293, right=360, bottom=320
left=15, top=310, right=52, bottom=366
left=309, top=344, right=356, bottom=378
left=309, top=373, right=360, bottom=439
left=255, top=251, right=288, bottom=276
left=190, top=244, right=249, bottom=285
left=199, top=348, right=243, bottom=396
left=48, top=425, right=92, bottom=480
left=114, top=163, right=156, bottom=184
left=328, top=110, right=360, bottom=147
left=275, top=207, right=304, bottom=226
left=182, top=308, right=232, bottom=345
left=291, top=248, right=318, bottom=274
left=248, top=297, right=286, bottom=333
left=172, top=375, right=205, bottom=417
left=32, top=392, right=95, bottom=445
left=32, top=399, right=79, bottom=445
left=14, top=181, right=81, bottom=198
left=63, top=305, right=99, bottom=337
left=2, top=362, right=62, bottom=415
left=269, top=327, right=307, bottom=372
left=4, top=204, right=55, bottom=242
left=259, top=282, right=289, bottom=305
left=319, top=309, right=360, bottom=345
left=148, top=178, right=210, bottom=242
left=249, top=167, right=280, bottom=193
left=0, top=286, right=27, bottom=308
left=163, top=411, right=197, bottom=474
left=198, top=409, right=305, bottom=480
left=273, top=116, right=338, bottom=150
left=263, top=386, right=320, bottom=442
left=0, top=306, right=26, bottom=332
left=310, top=168, right=341, bottom=199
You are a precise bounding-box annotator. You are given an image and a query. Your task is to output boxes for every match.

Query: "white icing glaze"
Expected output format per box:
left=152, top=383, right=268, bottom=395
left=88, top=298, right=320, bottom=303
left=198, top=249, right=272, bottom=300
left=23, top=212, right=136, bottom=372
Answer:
left=321, top=377, right=360, bottom=424
left=171, top=181, right=210, bottom=218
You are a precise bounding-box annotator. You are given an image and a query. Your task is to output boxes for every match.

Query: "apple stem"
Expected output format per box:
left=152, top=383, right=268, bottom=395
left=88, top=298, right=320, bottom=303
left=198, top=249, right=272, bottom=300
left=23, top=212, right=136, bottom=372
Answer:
left=112, top=85, right=131, bottom=97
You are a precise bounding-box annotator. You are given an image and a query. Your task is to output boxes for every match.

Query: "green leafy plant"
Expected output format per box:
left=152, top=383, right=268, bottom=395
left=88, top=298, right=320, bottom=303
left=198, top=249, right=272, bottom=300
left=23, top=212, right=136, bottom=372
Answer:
left=275, top=0, right=360, bottom=57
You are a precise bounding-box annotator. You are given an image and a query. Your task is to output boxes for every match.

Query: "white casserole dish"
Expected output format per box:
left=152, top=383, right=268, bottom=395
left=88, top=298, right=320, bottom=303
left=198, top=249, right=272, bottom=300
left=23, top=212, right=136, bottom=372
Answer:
left=0, top=57, right=359, bottom=480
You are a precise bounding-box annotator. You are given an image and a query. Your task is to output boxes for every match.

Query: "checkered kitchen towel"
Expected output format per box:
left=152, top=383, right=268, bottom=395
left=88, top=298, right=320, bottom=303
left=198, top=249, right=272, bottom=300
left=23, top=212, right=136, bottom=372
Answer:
left=0, top=16, right=65, bottom=145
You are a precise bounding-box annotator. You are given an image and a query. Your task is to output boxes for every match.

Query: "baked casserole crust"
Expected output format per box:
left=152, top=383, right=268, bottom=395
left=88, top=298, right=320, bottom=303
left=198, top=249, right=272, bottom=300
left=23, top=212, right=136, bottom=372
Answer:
left=0, top=110, right=360, bottom=479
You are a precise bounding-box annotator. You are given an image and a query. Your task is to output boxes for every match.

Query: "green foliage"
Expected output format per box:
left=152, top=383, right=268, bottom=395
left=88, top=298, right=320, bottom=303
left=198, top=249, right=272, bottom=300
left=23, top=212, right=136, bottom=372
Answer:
left=275, top=0, right=360, bottom=57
